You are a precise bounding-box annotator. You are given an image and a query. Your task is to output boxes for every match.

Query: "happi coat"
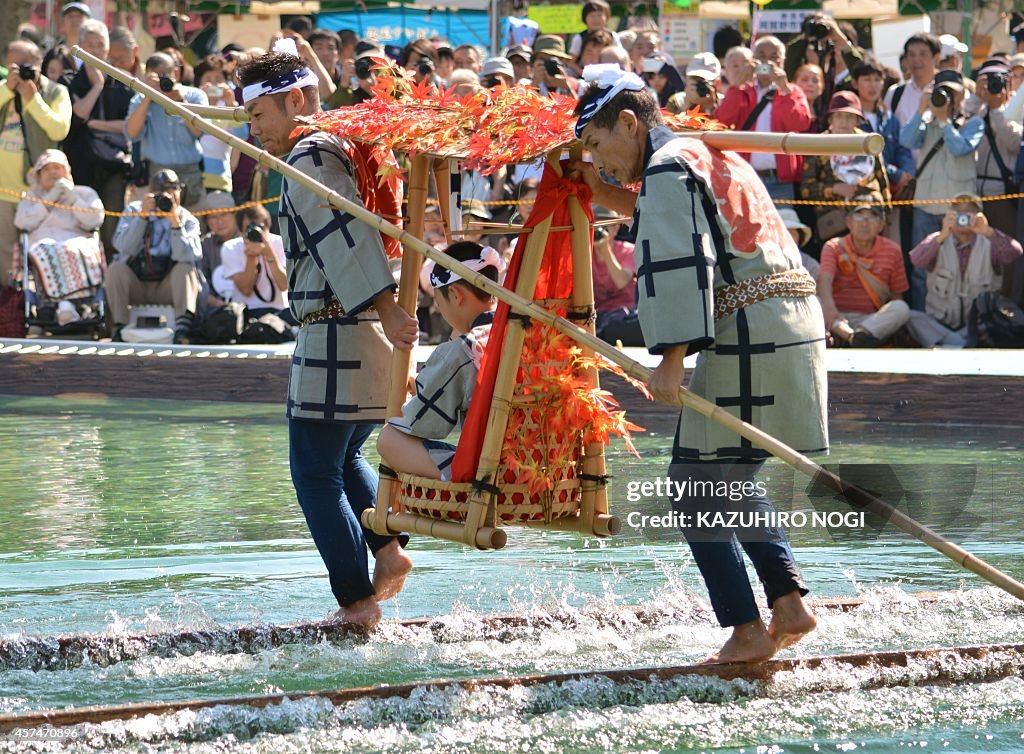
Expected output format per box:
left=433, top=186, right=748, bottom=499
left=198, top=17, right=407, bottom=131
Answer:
left=388, top=313, right=493, bottom=477
left=633, top=125, right=829, bottom=462
left=279, top=131, right=395, bottom=422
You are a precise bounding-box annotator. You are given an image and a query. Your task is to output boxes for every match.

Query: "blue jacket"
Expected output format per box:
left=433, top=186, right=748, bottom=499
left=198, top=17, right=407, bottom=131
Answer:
left=866, top=108, right=915, bottom=183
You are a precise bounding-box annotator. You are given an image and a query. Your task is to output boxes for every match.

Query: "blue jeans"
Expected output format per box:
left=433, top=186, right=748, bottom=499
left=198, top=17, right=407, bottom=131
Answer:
left=669, top=461, right=808, bottom=628
left=910, top=209, right=943, bottom=311
left=289, top=419, right=402, bottom=607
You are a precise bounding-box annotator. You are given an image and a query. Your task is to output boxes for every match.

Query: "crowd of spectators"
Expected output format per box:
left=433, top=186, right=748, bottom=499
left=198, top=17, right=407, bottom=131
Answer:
left=2, top=2, right=1024, bottom=348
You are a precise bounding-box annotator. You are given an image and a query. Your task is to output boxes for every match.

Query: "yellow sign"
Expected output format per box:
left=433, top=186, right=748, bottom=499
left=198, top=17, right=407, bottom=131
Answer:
left=526, top=5, right=587, bottom=35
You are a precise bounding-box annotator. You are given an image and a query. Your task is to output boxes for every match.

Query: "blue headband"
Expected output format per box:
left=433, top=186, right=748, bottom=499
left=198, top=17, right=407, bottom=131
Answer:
left=574, top=64, right=647, bottom=138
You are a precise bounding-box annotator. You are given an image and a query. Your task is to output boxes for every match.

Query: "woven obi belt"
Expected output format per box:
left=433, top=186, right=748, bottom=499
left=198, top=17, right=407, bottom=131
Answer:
left=713, top=269, right=817, bottom=321
left=300, top=299, right=349, bottom=327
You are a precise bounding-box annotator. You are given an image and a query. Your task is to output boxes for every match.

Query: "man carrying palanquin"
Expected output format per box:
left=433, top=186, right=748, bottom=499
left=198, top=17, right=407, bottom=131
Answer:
left=572, top=64, right=829, bottom=663
left=238, top=41, right=417, bottom=628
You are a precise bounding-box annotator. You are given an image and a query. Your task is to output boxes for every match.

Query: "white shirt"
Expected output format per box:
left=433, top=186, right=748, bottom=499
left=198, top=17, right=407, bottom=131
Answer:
left=219, top=234, right=288, bottom=309
left=750, top=83, right=776, bottom=172
left=884, top=78, right=928, bottom=127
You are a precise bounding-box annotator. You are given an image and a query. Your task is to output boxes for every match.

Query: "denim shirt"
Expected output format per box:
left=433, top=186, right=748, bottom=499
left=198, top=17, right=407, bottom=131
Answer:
left=126, top=86, right=207, bottom=166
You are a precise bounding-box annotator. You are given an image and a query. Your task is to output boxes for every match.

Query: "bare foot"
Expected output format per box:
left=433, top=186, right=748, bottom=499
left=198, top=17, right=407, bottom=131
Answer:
left=330, top=597, right=382, bottom=628
left=767, top=591, right=817, bottom=651
left=703, top=619, right=778, bottom=664
left=372, top=539, right=413, bottom=602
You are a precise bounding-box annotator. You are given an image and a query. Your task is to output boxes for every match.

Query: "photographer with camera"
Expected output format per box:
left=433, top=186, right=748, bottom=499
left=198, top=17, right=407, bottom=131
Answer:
left=970, top=61, right=1021, bottom=239
left=125, top=53, right=208, bottom=210
left=0, top=40, right=72, bottom=284
left=667, top=52, right=720, bottom=114
left=106, top=169, right=203, bottom=343
left=530, top=35, right=579, bottom=98
left=899, top=69, right=984, bottom=309
left=401, top=39, right=441, bottom=90
left=480, top=57, right=514, bottom=88
left=715, top=35, right=812, bottom=200
left=218, top=204, right=288, bottom=315
left=908, top=193, right=1021, bottom=345
left=785, top=13, right=863, bottom=111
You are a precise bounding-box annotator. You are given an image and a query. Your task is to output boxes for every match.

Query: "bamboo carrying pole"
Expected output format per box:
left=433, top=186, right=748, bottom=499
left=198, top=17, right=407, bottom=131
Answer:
left=1, top=641, right=1020, bottom=732
left=372, top=154, right=431, bottom=538
left=73, top=47, right=1024, bottom=601
left=180, top=103, right=885, bottom=158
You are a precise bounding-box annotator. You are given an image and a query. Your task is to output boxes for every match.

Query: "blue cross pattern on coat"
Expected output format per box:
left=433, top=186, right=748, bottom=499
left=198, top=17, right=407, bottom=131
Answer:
left=636, top=239, right=714, bottom=297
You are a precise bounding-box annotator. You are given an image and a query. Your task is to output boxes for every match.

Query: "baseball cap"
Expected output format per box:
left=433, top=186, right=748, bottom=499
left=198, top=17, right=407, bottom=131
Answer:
left=685, top=52, right=721, bottom=82
left=505, top=44, right=532, bottom=62
left=481, top=57, right=515, bottom=79
left=846, top=192, right=886, bottom=215
left=61, top=2, right=91, bottom=16
left=151, top=169, right=181, bottom=191
left=933, top=68, right=965, bottom=91
left=939, top=34, right=968, bottom=59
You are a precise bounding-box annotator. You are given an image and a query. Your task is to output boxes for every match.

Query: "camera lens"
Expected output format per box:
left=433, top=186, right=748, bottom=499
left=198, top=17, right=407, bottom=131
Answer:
left=18, top=64, right=36, bottom=81
left=159, top=76, right=174, bottom=92
left=930, top=87, right=949, bottom=107
left=544, top=58, right=562, bottom=77
left=155, top=194, right=173, bottom=212
left=416, top=58, right=434, bottom=76
left=355, top=59, right=372, bottom=79
left=245, top=222, right=264, bottom=243
left=956, top=213, right=971, bottom=227
left=809, top=22, right=830, bottom=40
left=696, top=80, right=711, bottom=98
left=987, top=74, right=1006, bottom=95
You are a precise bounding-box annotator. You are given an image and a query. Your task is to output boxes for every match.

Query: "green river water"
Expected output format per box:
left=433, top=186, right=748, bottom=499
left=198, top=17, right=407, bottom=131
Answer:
left=0, top=395, right=1023, bottom=753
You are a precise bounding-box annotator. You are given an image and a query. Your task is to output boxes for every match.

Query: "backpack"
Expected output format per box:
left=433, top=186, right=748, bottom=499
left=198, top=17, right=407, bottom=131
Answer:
left=968, top=292, right=1024, bottom=348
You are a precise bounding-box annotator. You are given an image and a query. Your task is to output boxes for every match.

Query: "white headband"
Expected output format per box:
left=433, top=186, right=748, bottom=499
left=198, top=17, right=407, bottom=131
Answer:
left=574, top=64, right=646, bottom=138
left=428, top=246, right=502, bottom=289
left=242, top=37, right=321, bottom=104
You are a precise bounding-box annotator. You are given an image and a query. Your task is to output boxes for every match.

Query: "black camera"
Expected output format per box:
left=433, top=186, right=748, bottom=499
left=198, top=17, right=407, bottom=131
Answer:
left=481, top=75, right=501, bottom=88
left=986, top=72, right=1007, bottom=95
left=354, top=58, right=373, bottom=80
left=803, top=17, right=831, bottom=41
left=415, top=57, right=435, bottom=76
left=154, top=193, right=174, bottom=212
left=17, top=64, right=37, bottom=81
left=544, top=58, right=563, bottom=77
left=695, top=80, right=712, bottom=98
left=931, top=86, right=952, bottom=108
left=245, top=222, right=264, bottom=243
left=159, top=75, right=174, bottom=92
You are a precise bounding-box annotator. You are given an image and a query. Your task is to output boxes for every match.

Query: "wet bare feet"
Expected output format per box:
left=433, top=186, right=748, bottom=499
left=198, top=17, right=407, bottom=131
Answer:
left=767, top=591, right=817, bottom=651
left=330, top=596, right=382, bottom=628
left=703, top=619, right=778, bottom=664
left=372, top=539, right=413, bottom=602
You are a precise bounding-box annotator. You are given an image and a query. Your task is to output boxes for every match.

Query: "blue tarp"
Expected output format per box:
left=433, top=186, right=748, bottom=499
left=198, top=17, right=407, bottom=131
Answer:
left=316, top=7, right=490, bottom=48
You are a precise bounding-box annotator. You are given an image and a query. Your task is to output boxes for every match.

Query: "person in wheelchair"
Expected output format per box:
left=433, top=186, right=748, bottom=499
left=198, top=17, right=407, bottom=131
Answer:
left=15, top=149, right=104, bottom=255
left=15, top=150, right=105, bottom=325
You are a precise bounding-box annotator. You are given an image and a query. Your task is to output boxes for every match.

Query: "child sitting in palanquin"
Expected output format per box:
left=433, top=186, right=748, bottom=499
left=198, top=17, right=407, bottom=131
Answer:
left=376, top=241, right=501, bottom=480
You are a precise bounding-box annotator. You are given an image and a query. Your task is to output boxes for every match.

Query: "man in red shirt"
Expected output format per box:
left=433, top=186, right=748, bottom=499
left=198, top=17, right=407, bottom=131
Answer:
left=714, top=35, right=812, bottom=200
left=817, top=196, right=910, bottom=347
